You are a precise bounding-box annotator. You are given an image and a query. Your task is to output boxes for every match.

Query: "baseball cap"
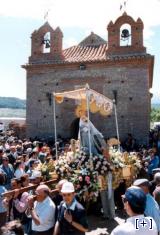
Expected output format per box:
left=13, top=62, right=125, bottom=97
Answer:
left=133, top=178, right=150, bottom=187
left=124, top=186, right=146, bottom=211
left=2, top=156, right=9, bottom=161
left=61, top=182, right=75, bottom=193
left=152, top=168, right=160, bottom=174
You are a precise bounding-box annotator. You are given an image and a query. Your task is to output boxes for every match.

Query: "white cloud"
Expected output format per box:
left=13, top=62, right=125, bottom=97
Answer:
left=1, top=0, right=160, bottom=40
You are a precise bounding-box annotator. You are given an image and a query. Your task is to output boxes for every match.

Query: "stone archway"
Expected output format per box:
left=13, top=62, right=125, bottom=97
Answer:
left=70, top=118, right=80, bottom=140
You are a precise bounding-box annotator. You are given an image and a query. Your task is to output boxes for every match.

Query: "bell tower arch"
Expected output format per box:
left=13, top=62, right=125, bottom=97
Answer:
left=29, top=22, right=64, bottom=63
left=106, top=12, right=146, bottom=56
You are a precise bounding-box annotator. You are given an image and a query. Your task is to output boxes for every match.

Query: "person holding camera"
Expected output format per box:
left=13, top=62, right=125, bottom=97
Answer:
left=111, top=186, right=157, bottom=235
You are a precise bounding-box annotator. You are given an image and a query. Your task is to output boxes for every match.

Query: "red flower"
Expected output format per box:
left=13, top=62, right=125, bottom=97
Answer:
left=79, top=176, right=83, bottom=182
left=85, top=176, right=90, bottom=182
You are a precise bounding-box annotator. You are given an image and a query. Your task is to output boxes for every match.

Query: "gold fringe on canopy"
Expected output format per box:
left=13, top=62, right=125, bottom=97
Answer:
left=89, top=101, right=99, bottom=113
left=55, top=95, right=64, bottom=104
left=54, top=85, right=113, bottom=116
left=99, top=107, right=111, bottom=116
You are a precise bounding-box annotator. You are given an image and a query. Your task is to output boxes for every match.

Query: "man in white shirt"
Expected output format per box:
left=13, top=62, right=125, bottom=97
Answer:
left=133, top=178, right=160, bottom=233
left=111, top=186, right=157, bottom=235
left=28, top=184, right=56, bottom=235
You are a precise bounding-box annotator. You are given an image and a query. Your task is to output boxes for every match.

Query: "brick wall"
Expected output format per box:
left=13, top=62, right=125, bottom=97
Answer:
left=24, top=13, right=153, bottom=145
left=26, top=61, right=150, bottom=144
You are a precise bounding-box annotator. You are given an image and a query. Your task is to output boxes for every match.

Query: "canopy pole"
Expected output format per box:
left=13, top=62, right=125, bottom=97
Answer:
left=113, top=100, right=120, bottom=151
left=53, top=94, right=58, bottom=159
left=86, top=84, right=92, bottom=158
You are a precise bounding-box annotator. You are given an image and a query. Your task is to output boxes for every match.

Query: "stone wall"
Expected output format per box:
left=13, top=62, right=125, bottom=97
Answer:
left=26, top=61, right=150, bottom=144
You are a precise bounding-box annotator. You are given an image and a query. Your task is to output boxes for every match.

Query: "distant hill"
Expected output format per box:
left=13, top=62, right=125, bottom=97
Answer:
left=152, top=103, right=160, bottom=109
left=0, top=97, right=26, bottom=109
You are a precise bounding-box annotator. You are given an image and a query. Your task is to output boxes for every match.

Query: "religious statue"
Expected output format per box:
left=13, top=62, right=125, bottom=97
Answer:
left=78, top=115, right=107, bottom=155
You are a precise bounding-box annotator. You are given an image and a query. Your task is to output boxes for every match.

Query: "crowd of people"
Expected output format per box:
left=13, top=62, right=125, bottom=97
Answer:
left=0, top=126, right=160, bottom=234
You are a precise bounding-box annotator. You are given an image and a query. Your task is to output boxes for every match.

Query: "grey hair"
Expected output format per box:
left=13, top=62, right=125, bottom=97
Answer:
left=154, top=173, right=160, bottom=184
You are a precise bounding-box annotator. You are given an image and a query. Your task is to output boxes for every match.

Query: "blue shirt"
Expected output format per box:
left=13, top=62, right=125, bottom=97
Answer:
left=0, top=185, right=7, bottom=213
left=148, top=156, right=159, bottom=175
left=57, top=199, right=88, bottom=235
left=145, top=193, right=160, bottom=231
left=0, top=164, right=14, bottom=190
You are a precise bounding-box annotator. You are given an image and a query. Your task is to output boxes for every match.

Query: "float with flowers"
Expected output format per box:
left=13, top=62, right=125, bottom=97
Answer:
left=40, top=146, right=141, bottom=203
left=40, top=85, right=142, bottom=203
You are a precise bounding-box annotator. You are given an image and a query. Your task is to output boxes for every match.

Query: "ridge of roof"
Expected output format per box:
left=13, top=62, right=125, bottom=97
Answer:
left=79, top=32, right=107, bottom=47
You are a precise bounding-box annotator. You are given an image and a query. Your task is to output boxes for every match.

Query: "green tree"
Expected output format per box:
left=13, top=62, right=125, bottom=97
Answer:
left=150, top=108, right=160, bottom=122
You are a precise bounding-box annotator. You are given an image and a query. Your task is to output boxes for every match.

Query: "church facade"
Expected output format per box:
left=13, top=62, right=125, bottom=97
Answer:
left=23, top=12, right=154, bottom=144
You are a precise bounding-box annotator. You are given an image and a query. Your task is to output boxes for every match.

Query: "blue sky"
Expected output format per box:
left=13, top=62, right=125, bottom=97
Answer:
left=0, top=0, right=160, bottom=103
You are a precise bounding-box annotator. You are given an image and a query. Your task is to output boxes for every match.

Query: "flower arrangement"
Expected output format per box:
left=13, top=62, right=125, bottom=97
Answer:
left=109, top=148, right=142, bottom=187
left=40, top=147, right=142, bottom=202
left=54, top=154, right=74, bottom=178
left=40, top=158, right=56, bottom=180
left=72, top=169, right=99, bottom=202
left=109, top=148, right=125, bottom=168
left=53, top=151, right=111, bottom=202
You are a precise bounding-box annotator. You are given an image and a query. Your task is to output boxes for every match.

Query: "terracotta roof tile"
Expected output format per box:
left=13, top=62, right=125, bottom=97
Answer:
left=63, top=44, right=107, bottom=63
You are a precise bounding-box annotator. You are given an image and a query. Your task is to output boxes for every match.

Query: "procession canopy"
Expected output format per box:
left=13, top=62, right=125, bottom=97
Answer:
left=53, top=85, right=113, bottom=116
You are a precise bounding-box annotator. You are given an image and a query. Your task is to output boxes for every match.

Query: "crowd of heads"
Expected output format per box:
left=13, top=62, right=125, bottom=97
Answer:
left=0, top=125, right=160, bottom=234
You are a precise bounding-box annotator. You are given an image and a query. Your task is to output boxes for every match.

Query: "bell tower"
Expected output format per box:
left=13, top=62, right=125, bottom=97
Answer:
left=29, top=22, right=64, bottom=63
left=106, top=12, right=146, bottom=56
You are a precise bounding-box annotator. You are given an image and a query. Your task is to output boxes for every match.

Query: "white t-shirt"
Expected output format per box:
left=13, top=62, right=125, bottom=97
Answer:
left=14, top=168, right=25, bottom=179
left=32, top=196, right=55, bottom=232
left=111, top=215, right=157, bottom=235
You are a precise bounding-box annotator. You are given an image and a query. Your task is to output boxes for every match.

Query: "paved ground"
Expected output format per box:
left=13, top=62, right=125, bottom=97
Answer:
left=86, top=210, right=127, bottom=235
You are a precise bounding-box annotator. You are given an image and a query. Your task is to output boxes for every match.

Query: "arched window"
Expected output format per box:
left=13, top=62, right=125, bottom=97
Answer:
left=43, top=32, right=51, bottom=53
left=120, top=24, right=131, bottom=46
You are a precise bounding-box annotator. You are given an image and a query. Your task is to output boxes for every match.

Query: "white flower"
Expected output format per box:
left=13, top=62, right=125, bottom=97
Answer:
left=81, top=169, right=88, bottom=175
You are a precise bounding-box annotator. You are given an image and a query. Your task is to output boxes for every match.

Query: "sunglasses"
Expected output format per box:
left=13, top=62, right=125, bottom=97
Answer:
left=122, top=196, right=128, bottom=204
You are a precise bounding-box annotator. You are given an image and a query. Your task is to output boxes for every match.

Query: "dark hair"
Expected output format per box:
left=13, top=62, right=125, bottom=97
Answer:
left=0, top=173, right=5, bottom=185
left=128, top=201, right=145, bottom=214
left=20, top=174, right=29, bottom=184
left=0, top=220, right=24, bottom=235
left=14, top=160, right=22, bottom=169
left=5, top=149, right=10, bottom=154
left=11, top=178, right=22, bottom=186
left=29, top=160, right=35, bottom=168
left=29, top=152, right=34, bottom=158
